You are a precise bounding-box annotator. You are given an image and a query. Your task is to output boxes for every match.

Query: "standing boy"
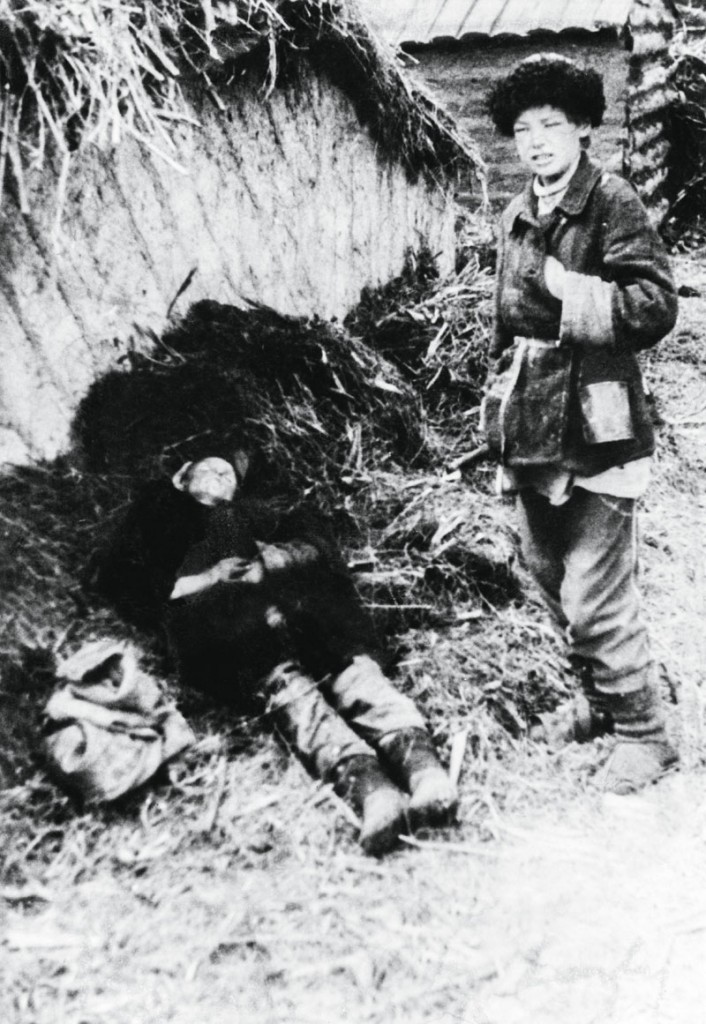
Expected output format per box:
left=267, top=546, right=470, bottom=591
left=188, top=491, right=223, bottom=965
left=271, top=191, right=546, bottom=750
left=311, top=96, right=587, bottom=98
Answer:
left=481, top=54, right=679, bottom=793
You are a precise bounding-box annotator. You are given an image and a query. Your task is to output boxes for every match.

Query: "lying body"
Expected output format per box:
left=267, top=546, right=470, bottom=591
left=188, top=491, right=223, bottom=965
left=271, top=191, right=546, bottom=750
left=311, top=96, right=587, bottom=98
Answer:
left=96, top=456, right=458, bottom=853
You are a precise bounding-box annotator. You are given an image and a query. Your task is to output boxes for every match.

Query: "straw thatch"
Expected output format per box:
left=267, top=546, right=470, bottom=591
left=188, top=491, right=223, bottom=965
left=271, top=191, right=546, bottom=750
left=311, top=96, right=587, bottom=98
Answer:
left=0, top=0, right=481, bottom=209
left=0, top=0, right=486, bottom=468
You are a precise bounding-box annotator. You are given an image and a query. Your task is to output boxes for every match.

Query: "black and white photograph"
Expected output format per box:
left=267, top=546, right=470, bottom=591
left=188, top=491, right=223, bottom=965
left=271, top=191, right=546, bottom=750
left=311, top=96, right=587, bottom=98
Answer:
left=1, top=1, right=705, bottom=1021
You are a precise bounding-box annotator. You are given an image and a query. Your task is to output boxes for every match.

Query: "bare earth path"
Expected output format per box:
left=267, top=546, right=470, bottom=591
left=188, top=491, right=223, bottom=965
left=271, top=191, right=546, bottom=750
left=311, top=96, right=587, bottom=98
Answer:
left=1, top=252, right=705, bottom=1024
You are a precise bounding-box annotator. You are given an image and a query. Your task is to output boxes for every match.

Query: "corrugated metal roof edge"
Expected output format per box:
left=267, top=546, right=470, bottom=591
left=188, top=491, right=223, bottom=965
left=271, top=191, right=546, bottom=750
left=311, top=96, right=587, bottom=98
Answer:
left=397, top=24, right=625, bottom=49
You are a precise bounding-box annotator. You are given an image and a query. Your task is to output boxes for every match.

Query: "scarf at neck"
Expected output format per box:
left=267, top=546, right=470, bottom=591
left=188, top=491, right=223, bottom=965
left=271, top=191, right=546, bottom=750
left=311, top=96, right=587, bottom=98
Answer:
left=533, top=154, right=581, bottom=215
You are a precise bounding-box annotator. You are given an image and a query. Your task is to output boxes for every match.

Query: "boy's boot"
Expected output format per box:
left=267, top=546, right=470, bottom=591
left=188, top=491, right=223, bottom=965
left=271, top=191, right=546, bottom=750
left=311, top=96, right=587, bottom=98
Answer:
left=596, top=672, right=678, bottom=795
left=530, top=658, right=613, bottom=747
left=379, top=728, right=458, bottom=830
left=332, top=754, right=408, bottom=857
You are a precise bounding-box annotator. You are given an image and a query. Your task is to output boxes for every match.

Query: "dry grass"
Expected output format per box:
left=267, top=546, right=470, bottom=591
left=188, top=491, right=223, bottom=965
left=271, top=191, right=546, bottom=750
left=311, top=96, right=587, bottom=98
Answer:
left=1, top=249, right=705, bottom=1022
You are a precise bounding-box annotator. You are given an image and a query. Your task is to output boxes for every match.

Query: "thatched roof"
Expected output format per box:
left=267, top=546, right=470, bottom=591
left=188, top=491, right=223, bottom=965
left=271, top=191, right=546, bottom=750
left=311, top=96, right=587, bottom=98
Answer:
left=0, top=0, right=482, bottom=204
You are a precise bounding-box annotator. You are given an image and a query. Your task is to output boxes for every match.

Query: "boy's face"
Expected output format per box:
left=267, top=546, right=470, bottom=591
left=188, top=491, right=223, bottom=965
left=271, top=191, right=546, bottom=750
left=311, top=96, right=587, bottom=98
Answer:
left=512, top=105, right=587, bottom=182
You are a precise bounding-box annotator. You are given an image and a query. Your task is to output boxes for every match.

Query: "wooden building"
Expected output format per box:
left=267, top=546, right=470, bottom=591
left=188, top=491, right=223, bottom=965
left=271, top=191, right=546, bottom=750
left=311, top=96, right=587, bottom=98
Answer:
left=363, top=0, right=678, bottom=215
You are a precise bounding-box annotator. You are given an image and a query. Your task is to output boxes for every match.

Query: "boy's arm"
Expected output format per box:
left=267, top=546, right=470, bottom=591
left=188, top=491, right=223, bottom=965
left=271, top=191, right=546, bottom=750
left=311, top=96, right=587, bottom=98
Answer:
left=558, top=180, right=677, bottom=352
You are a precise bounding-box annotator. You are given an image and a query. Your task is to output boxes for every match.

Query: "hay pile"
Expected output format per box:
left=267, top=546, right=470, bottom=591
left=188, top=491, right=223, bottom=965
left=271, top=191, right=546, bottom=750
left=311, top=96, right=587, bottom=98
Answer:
left=0, top=247, right=545, bottom=795
left=349, top=244, right=494, bottom=452
left=75, top=297, right=429, bottom=506
left=0, top=281, right=430, bottom=669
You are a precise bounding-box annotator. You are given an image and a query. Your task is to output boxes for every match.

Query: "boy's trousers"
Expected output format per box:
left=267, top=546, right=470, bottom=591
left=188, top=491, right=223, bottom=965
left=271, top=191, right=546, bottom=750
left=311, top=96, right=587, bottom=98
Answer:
left=516, top=486, right=652, bottom=695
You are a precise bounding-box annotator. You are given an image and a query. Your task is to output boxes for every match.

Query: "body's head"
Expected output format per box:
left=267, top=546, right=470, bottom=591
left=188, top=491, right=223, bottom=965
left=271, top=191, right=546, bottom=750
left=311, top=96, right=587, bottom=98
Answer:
left=487, top=55, right=605, bottom=182
left=172, top=457, right=238, bottom=506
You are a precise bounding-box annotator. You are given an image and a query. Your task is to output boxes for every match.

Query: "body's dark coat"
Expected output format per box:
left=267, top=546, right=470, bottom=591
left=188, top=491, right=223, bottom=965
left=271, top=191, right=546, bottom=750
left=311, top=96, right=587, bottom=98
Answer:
left=96, top=482, right=376, bottom=705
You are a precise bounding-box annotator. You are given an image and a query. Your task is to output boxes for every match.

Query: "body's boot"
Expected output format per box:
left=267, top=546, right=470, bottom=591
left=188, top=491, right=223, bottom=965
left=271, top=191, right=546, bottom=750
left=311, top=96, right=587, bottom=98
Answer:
left=595, top=672, right=678, bottom=794
left=332, top=754, right=408, bottom=856
left=530, top=658, right=613, bottom=747
left=379, top=728, right=458, bottom=830
left=265, top=662, right=407, bottom=855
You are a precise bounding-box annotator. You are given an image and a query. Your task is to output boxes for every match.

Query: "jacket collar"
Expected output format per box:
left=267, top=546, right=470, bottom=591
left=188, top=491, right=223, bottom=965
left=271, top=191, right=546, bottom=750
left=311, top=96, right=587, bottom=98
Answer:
left=511, top=152, right=603, bottom=229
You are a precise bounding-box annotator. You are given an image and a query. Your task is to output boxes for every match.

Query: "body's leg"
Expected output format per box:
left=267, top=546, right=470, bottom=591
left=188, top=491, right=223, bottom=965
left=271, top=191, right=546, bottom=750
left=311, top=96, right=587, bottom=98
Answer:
left=323, top=654, right=427, bottom=745
left=263, top=661, right=407, bottom=854
left=323, top=655, right=458, bottom=828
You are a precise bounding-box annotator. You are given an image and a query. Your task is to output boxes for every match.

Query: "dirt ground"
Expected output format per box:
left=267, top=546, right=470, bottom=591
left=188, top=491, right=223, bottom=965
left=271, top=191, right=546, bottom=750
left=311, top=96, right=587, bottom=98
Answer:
left=1, top=250, right=705, bottom=1024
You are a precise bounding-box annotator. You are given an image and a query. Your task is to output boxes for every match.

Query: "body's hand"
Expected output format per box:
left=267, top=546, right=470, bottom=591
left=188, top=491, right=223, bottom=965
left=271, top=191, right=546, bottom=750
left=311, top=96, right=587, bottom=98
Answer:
left=216, top=556, right=256, bottom=581
left=215, top=555, right=265, bottom=585
left=170, top=572, right=216, bottom=600
left=234, top=559, right=265, bottom=585
left=544, top=255, right=566, bottom=300
left=169, top=556, right=264, bottom=599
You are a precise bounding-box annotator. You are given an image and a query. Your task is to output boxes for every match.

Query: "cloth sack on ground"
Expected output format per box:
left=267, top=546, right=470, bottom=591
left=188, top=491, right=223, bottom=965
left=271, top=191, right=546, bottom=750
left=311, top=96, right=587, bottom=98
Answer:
left=44, top=640, right=194, bottom=802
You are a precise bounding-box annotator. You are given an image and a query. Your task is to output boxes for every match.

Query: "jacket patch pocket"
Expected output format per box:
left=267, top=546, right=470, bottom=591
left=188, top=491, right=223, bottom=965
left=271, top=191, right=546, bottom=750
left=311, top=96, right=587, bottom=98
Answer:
left=482, top=340, right=573, bottom=464
left=579, top=381, right=635, bottom=444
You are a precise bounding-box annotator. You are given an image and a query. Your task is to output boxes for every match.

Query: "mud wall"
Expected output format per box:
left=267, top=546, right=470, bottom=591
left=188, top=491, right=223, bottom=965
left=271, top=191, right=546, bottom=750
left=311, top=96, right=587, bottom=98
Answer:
left=0, top=69, right=457, bottom=464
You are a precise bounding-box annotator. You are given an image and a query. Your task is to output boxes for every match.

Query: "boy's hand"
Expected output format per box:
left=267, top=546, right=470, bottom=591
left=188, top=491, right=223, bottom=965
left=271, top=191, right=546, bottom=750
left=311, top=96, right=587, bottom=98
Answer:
left=544, top=256, right=566, bottom=300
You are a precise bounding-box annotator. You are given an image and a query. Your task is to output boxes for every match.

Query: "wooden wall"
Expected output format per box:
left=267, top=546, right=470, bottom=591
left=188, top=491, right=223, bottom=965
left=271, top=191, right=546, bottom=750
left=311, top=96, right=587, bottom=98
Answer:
left=0, top=70, right=457, bottom=465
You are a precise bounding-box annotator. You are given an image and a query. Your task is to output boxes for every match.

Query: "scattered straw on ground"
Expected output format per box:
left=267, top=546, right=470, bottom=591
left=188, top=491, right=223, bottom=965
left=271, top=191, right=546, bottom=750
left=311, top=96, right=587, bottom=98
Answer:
left=1, top=250, right=705, bottom=1023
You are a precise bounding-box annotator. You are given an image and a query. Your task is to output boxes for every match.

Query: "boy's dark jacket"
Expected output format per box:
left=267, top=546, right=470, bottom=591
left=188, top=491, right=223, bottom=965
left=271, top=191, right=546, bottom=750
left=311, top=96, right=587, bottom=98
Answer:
left=485, top=152, right=678, bottom=474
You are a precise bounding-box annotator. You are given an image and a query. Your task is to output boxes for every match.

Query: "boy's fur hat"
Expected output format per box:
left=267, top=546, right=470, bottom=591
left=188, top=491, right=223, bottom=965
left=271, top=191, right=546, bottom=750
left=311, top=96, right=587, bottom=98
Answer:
left=487, top=54, right=606, bottom=136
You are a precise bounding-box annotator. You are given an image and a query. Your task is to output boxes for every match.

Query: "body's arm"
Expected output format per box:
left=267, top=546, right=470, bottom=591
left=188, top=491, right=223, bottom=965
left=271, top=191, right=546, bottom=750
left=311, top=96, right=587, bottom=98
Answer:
left=169, top=504, right=341, bottom=600
left=96, top=481, right=204, bottom=625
